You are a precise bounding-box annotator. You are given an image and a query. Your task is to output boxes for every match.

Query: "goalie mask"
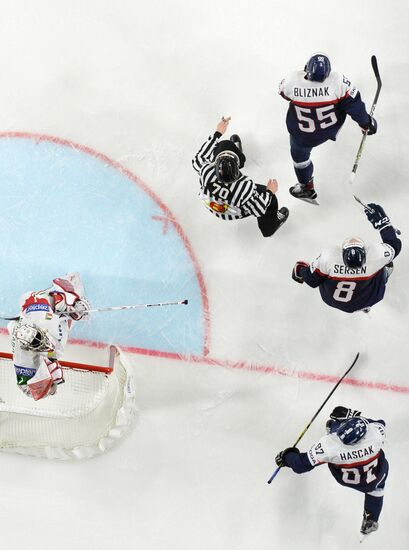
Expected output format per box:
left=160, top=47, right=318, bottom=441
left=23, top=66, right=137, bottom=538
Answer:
left=15, top=322, right=54, bottom=352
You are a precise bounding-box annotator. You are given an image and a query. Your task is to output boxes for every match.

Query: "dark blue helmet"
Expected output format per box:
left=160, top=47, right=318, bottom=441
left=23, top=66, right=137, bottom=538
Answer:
left=305, top=53, right=331, bottom=82
left=337, top=418, right=367, bottom=445
left=326, top=419, right=341, bottom=434
left=342, top=237, right=366, bottom=268
left=215, top=151, right=240, bottom=184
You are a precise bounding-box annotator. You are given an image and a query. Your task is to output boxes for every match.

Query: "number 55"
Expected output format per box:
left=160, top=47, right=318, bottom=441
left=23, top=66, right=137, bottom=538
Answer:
left=294, top=105, right=337, bottom=133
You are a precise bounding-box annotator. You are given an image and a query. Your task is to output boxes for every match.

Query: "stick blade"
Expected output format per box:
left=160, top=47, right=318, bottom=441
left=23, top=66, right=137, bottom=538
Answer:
left=371, top=55, right=378, bottom=74
left=371, top=55, right=382, bottom=86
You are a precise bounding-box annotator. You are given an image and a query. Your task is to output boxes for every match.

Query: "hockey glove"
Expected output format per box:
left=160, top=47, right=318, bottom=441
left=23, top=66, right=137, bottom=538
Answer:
left=70, top=298, right=91, bottom=321
left=329, top=406, right=361, bottom=421
left=292, top=261, right=309, bottom=284
left=275, top=447, right=299, bottom=468
left=365, top=203, right=391, bottom=231
left=360, top=115, right=377, bottom=135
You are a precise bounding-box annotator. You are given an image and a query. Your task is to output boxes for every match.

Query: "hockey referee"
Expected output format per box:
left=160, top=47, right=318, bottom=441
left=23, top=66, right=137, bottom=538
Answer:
left=192, top=116, right=289, bottom=237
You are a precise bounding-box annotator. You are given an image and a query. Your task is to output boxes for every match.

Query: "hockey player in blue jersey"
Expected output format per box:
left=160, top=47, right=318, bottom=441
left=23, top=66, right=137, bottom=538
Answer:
left=279, top=53, right=377, bottom=203
left=275, top=406, right=388, bottom=536
left=291, top=203, right=401, bottom=312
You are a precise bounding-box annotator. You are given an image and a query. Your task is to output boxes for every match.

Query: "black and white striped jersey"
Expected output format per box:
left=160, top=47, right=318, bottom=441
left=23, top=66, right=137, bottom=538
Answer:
left=192, top=132, right=273, bottom=221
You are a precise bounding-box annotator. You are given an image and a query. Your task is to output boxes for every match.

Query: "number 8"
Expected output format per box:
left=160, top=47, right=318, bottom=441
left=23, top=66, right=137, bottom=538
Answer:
left=333, top=281, right=357, bottom=302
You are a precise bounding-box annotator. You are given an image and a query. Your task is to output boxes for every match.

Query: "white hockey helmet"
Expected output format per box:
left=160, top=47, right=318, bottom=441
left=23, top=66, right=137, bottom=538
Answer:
left=15, top=322, right=54, bottom=352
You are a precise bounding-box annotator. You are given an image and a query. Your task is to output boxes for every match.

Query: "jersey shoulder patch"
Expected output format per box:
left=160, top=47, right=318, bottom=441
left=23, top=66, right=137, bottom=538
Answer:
left=307, top=434, right=338, bottom=466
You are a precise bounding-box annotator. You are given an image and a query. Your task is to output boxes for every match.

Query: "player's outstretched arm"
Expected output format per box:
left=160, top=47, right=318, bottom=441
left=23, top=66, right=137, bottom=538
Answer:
left=215, top=116, right=231, bottom=135
left=275, top=447, right=314, bottom=474
left=192, top=118, right=230, bottom=173
left=365, top=203, right=402, bottom=257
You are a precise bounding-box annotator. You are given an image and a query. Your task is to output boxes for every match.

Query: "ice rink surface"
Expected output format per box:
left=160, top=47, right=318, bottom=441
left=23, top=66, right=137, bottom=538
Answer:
left=0, top=1, right=407, bottom=548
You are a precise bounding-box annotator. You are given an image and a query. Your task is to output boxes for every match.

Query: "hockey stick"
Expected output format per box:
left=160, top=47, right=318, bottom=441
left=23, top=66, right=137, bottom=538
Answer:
left=353, top=195, right=375, bottom=214
left=267, top=351, right=360, bottom=484
left=71, top=299, right=189, bottom=314
left=0, top=299, right=189, bottom=321
left=349, top=56, right=382, bottom=184
left=353, top=195, right=401, bottom=235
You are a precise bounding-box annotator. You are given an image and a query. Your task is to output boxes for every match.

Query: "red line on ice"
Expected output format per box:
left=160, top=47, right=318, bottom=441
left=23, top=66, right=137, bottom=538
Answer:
left=57, top=335, right=409, bottom=396
left=2, top=135, right=407, bottom=396
left=1, top=326, right=407, bottom=394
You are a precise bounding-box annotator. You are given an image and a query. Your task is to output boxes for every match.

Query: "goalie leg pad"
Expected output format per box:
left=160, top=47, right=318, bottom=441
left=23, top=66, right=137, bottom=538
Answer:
left=27, top=359, right=64, bottom=400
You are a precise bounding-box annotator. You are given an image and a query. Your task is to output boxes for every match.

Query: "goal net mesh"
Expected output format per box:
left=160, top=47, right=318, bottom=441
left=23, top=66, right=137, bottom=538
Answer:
left=0, top=346, right=136, bottom=459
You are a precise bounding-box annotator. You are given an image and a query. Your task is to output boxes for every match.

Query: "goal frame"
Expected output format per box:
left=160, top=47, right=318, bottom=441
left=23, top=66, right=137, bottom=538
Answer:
left=0, top=345, right=136, bottom=459
left=0, top=350, right=113, bottom=374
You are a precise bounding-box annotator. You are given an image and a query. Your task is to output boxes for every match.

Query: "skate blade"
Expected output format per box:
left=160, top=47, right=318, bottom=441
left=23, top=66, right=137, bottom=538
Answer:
left=296, top=196, right=319, bottom=206
left=360, top=531, right=376, bottom=543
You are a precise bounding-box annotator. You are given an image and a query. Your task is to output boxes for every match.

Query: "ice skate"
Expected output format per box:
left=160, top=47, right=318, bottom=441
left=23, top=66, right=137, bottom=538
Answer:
left=289, top=179, right=318, bottom=205
left=276, top=207, right=289, bottom=230
left=359, top=512, right=378, bottom=542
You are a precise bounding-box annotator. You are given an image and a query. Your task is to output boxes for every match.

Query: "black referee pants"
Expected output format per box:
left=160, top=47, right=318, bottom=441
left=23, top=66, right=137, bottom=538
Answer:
left=256, top=185, right=280, bottom=238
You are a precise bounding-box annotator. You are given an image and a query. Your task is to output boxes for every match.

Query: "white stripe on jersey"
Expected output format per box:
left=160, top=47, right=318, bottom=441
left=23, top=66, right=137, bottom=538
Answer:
left=192, top=133, right=220, bottom=173
left=279, top=70, right=358, bottom=106
left=193, top=134, right=272, bottom=221
left=307, top=422, right=385, bottom=467
left=310, top=243, right=395, bottom=281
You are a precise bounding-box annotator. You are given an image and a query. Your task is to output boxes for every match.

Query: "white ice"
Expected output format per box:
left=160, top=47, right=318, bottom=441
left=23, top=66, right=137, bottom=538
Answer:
left=0, top=1, right=408, bottom=549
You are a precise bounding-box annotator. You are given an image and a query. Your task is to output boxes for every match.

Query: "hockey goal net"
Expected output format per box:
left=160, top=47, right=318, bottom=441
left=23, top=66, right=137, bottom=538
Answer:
left=0, top=345, right=135, bottom=459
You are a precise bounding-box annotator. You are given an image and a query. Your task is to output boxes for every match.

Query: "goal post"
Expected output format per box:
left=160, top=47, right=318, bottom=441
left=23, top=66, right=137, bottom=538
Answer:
left=0, top=345, right=136, bottom=459
left=0, top=350, right=114, bottom=374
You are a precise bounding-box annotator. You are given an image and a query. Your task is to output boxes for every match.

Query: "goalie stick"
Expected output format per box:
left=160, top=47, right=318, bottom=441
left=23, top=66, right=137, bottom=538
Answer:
left=267, top=352, right=360, bottom=484
left=69, top=299, right=189, bottom=314
left=0, top=299, right=189, bottom=321
left=349, top=56, right=382, bottom=184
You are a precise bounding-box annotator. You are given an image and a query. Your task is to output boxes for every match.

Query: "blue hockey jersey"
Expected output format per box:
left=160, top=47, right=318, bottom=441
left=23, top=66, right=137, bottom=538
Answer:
left=284, top=419, right=388, bottom=494
left=298, top=227, right=401, bottom=313
left=279, top=70, right=370, bottom=147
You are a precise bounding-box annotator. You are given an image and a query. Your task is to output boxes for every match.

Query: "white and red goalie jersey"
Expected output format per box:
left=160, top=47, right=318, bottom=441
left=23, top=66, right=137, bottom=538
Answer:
left=8, top=273, right=90, bottom=401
